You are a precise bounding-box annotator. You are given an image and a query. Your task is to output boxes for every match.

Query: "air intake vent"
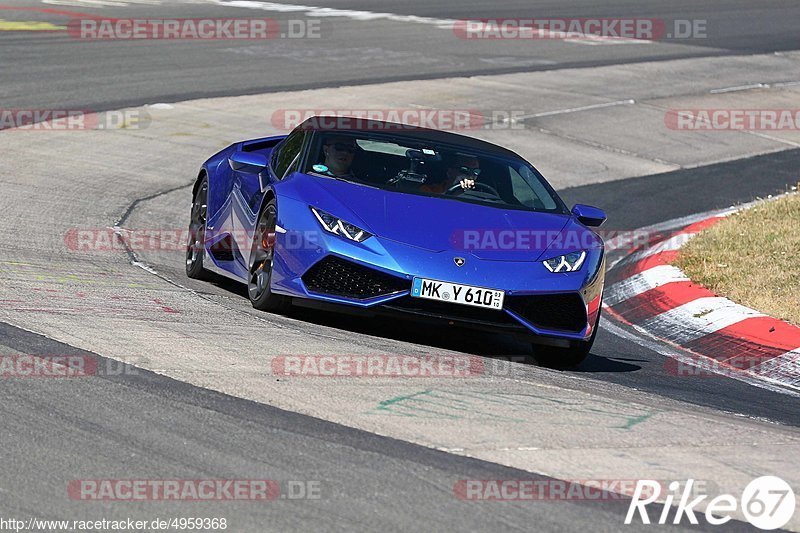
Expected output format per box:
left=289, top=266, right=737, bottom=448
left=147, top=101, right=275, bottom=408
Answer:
left=302, top=256, right=409, bottom=299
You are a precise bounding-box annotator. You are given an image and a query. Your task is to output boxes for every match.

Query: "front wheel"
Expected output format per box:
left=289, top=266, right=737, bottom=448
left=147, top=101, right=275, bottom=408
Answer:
left=533, top=307, right=601, bottom=368
left=247, top=199, right=290, bottom=313
left=533, top=339, right=593, bottom=369
left=186, top=177, right=211, bottom=280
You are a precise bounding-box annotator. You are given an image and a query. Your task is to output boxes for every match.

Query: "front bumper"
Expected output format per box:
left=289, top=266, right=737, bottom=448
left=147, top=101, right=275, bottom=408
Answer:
left=270, top=197, right=604, bottom=342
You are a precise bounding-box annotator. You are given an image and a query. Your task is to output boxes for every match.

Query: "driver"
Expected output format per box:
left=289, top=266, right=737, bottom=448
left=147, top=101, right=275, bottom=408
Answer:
left=319, top=136, right=359, bottom=179
left=420, top=155, right=480, bottom=194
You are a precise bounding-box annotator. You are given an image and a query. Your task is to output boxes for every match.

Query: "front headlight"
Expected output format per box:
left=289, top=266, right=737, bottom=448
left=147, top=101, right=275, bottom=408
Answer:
left=543, top=251, right=586, bottom=273
left=310, top=206, right=372, bottom=243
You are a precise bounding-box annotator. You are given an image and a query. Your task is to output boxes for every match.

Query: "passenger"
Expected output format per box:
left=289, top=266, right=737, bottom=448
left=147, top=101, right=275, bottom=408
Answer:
left=319, top=136, right=359, bottom=179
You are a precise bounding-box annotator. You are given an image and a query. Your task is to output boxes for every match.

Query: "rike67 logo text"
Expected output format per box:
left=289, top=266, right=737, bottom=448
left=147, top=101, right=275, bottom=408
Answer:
left=626, top=477, right=795, bottom=530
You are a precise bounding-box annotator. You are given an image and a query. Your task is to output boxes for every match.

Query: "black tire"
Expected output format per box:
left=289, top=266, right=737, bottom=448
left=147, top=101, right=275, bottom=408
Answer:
left=247, top=199, right=290, bottom=313
left=533, top=305, right=601, bottom=369
left=186, top=177, right=211, bottom=280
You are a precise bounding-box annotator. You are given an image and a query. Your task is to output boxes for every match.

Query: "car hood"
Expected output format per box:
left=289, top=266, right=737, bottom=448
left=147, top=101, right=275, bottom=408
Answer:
left=299, top=176, right=573, bottom=261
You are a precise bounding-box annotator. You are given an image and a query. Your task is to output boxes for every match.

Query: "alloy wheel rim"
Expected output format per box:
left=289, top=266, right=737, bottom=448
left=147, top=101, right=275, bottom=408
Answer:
left=248, top=206, right=277, bottom=300
left=186, top=182, right=208, bottom=268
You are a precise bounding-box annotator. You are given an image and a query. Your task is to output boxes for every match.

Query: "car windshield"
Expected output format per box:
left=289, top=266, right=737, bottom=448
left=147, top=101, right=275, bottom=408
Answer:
left=304, top=131, right=568, bottom=214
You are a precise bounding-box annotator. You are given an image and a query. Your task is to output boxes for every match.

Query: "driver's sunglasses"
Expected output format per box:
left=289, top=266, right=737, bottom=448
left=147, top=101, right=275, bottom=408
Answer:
left=458, top=166, right=481, bottom=177
left=329, top=142, right=357, bottom=154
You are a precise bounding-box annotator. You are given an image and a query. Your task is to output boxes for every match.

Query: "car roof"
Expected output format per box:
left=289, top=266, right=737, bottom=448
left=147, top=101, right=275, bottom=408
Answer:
left=296, top=116, right=522, bottom=159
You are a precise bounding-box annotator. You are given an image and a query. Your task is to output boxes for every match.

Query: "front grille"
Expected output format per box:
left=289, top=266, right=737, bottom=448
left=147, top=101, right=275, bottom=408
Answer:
left=302, top=256, right=409, bottom=299
left=505, top=293, right=587, bottom=332
left=384, top=297, right=521, bottom=328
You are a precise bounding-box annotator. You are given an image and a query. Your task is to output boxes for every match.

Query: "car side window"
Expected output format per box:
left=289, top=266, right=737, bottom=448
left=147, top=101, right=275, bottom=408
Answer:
left=282, top=152, right=301, bottom=179
left=511, top=166, right=556, bottom=210
left=272, top=130, right=305, bottom=179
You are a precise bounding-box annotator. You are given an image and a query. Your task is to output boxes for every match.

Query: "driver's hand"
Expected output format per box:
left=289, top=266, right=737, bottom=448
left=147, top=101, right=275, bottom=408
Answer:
left=459, top=178, right=475, bottom=189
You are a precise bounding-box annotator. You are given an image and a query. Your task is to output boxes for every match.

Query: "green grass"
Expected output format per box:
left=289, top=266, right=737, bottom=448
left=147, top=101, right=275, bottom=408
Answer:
left=675, top=192, right=800, bottom=326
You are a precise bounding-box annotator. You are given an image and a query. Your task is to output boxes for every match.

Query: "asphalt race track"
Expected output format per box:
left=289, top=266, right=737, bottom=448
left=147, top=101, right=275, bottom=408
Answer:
left=2, top=0, right=800, bottom=531
left=3, top=0, right=800, bottom=111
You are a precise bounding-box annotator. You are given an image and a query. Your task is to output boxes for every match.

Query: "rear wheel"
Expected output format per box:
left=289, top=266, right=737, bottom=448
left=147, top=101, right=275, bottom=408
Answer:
left=186, top=177, right=210, bottom=280
left=248, top=199, right=290, bottom=312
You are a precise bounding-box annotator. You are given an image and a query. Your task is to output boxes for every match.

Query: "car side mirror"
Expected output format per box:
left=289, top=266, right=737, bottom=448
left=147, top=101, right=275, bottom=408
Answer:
left=229, top=151, right=268, bottom=174
left=572, top=204, right=606, bottom=227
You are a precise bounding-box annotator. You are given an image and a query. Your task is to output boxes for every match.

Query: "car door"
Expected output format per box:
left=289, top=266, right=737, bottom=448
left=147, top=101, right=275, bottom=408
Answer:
left=232, top=129, right=307, bottom=270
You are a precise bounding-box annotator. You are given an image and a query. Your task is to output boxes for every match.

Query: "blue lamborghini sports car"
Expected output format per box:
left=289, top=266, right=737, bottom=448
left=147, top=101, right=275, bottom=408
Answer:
left=186, top=117, right=606, bottom=366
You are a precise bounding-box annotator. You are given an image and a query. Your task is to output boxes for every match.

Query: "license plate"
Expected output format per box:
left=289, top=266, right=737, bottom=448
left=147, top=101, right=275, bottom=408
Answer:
left=411, top=277, right=504, bottom=310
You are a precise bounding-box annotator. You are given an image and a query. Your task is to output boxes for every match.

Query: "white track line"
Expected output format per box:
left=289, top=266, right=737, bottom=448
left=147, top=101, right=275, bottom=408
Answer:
left=639, top=296, right=765, bottom=345
left=756, top=349, right=800, bottom=385
left=564, top=34, right=651, bottom=46
left=612, top=212, right=728, bottom=267
left=605, top=197, right=800, bottom=394
left=614, top=231, right=696, bottom=267
left=601, top=317, right=800, bottom=399
left=709, top=83, right=769, bottom=94
left=605, top=265, right=689, bottom=306
left=42, top=0, right=129, bottom=6
left=213, top=2, right=653, bottom=45
left=516, top=100, right=635, bottom=120
left=214, top=1, right=457, bottom=28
